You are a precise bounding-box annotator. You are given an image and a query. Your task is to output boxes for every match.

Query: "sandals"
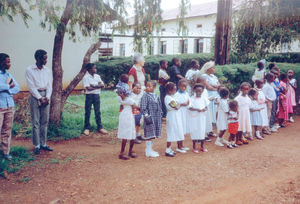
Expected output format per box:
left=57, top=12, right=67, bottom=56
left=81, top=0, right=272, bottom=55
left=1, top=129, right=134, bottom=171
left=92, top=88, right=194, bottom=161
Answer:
left=128, top=152, right=137, bottom=158
left=192, top=149, right=200, bottom=154
left=119, top=154, right=130, bottom=160
left=199, top=147, right=208, bottom=152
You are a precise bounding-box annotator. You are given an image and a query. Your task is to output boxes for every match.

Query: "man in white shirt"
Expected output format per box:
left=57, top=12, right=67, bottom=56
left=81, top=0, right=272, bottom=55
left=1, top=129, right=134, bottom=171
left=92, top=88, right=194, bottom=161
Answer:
left=26, top=49, right=53, bottom=155
left=83, top=63, right=108, bottom=135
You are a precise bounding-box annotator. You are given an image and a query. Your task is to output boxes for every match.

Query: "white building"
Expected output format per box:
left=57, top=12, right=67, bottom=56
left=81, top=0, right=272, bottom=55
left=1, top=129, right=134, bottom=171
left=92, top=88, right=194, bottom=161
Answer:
left=104, top=1, right=300, bottom=58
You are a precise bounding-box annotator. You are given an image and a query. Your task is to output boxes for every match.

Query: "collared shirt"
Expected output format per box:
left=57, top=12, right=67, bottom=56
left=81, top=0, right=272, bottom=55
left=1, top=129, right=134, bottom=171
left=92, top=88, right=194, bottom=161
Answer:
left=25, top=65, right=52, bottom=100
left=0, top=71, right=20, bottom=108
left=83, top=73, right=103, bottom=95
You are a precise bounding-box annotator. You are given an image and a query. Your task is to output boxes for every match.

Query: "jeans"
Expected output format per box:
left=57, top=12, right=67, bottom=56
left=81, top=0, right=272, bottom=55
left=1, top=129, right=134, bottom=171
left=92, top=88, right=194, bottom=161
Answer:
left=270, top=98, right=278, bottom=128
left=159, top=86, right=167, bottom=117
left=84, top=94, right=103, bottom=130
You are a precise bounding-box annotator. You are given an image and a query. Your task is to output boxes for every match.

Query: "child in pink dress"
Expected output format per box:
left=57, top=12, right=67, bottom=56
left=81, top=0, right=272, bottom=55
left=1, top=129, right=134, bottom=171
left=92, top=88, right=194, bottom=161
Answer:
left=288, top=70, right=297, bottom=122
left=278, top=73, right=290, bottom=127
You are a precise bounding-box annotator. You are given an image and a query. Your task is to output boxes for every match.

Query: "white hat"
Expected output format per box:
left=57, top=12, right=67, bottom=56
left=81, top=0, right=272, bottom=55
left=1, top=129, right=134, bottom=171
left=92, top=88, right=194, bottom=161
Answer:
left=199, top=61, right=215, bottom=75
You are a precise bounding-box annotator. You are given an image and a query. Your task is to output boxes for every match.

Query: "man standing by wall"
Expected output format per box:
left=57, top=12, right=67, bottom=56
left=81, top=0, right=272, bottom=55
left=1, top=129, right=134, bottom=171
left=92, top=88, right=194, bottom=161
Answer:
left=83, top=63, right=108, bottom=136
left=26, top=49, right=53, bottom=155
left=0, top=53, right=20, bottom=160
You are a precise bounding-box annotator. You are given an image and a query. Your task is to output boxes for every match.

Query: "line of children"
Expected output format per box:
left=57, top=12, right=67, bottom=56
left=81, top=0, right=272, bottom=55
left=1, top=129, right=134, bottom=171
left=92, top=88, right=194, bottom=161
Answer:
left=115, top=59, right=297, bottom=160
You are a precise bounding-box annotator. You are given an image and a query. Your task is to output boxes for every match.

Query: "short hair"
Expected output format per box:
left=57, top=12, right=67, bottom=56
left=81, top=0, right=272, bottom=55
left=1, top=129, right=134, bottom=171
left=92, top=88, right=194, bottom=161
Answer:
left=0, top=53, right=9, bottom=70
left=190, top=59, right=198, bottom=68
left=165, top=82, right=176, bottom=92
left=34, top=49, right=47, bottom=61
left=178, top=78, right=188, bottom=86
left=265, top=73, right=274, bottom=81
left=120, top=74, right=129, bottom=83
left=132, top=82, right=141, bottom=89
left=85, top=63, right=95, bottom=71
left=133, top=53, right=144, bottom=64
left=268, top=63, right=275, bottom=70
left=255, top=79, right=264, bottom=86
left=229, top=100, right=238, bottom=110
left=193, top=83, right=204, bottom=90
left=160, top=60, right=168, bottom=67
left=240, top=82, right=251, bottom=89
left=280, top=73, right=287, bottom=81
left=248, top=88, right=257, bottom=97
left=172, top=57, right=180, bottom=66
left=271, top=67, right=279, bottom=73
left=219, top=87, right=229, bottom=99
left=257, top=62, right=264, bottom=69
left=147, top=80, right=157, bottom=88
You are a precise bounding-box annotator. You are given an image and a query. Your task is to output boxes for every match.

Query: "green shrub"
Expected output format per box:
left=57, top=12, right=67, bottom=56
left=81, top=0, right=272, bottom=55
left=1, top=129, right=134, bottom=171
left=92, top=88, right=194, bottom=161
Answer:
left=266, top=53, right=300, bottom=63
left=215, top=63, right=300, bottom=97
left=96, top=53, right=213, bottom=86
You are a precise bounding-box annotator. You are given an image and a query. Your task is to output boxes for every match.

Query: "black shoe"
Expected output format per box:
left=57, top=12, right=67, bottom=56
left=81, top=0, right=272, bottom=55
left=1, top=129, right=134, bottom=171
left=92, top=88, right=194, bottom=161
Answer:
left=136, top=136, right=143, bottom=141
left=34, top=147, right=40, bottom=155
left=205, top=137, right=212, bottom=142
left=134, top=139, right=142, bottom=144
left=41, top=145, right=53, bottom=151
left=4, top=154, right=12, bottom=160
left=165, top=152, right=175, bottom=157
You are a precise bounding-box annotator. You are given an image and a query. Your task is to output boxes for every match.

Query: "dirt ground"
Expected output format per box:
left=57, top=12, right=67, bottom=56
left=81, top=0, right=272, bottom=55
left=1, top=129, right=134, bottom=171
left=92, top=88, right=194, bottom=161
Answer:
left=1, top=117, right=300, bottom=204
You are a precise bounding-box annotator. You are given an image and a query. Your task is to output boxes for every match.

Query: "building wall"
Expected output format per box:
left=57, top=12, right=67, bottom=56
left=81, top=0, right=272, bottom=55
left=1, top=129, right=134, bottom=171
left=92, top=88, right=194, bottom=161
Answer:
left=0, top=8, right=98, bottom=91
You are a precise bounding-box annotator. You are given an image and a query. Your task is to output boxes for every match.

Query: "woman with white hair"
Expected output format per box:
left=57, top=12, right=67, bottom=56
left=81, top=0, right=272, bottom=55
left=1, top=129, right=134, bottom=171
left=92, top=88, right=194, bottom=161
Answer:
left=200, top=61, right=220, bottom=137
left=128, top=53, right=146, bottom=91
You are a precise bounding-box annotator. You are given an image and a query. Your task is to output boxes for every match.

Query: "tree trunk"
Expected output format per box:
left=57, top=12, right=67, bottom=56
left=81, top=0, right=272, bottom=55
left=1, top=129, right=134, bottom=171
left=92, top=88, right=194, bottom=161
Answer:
left=214, top=0, right=232, bottom=65
left=61, top=39, right=102, bottom=105
left=49, top=0, right=73, bottom=125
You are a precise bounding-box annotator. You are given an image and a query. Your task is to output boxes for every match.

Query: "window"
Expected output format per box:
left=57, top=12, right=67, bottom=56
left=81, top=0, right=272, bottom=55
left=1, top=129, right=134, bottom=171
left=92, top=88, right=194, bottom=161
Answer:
left=161, top=28, right=166, bottom=32
left=149, top=42, right=154, bottom=55
left=179, top=39, right=188, bottom=54
left=160, top=41, right=167, bottom=54
left=197, top=24, right=202, bottom=28
left=119, top=43, right=125, bottom=57
left=281, top=42, right=289, bottom=53
left=194, top=38, right=204, bottom=53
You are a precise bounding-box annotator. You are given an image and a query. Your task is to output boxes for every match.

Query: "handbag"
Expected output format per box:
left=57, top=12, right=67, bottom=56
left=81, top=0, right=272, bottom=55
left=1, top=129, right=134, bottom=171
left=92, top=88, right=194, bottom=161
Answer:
left=144, top=114, right=153, bottom=125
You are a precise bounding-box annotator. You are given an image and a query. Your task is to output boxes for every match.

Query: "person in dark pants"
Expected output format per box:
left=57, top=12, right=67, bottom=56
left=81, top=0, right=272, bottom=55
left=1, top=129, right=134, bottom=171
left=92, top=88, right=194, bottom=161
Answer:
left=26, top=49, right=53, bottom=155
left=83, top=63, right=108, bottom=136
left=168, top=57, right=184, bottom=87
left=158, top=60, right=169, bottom=119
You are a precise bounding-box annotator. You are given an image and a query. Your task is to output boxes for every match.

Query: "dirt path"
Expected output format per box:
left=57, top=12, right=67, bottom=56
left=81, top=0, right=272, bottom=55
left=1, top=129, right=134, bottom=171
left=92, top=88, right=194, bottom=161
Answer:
left=1, top=117, right=300, bottom=204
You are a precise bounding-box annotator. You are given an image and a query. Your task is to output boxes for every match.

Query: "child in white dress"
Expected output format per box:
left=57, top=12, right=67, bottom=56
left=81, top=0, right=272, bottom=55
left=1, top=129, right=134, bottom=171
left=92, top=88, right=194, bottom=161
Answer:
left=215, top=88, right=232, bottom=148
left=252, top=61, right=266, bottom=83
left=117, top=94, right=138, bottom=160
left=249, top=89, right=264, bottom=140
left=255, top=79, right=271, bottom=135
left=185, top=59, right=200, bottom=96
left=188, top=84, right=209, bottom=153
left=234, top=82, right=252, bottom=145
left=174, top=79, right=190, bottom=153
left=164, top=82, right=184, bottom=157
left=228, top=100, right=239, bottom=148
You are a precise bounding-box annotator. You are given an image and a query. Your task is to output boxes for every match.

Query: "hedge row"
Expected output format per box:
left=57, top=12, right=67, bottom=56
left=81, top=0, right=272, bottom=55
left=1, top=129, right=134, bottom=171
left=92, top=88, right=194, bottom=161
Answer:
left=215, top=62, right=300, bottom=97
left=95, top=53, right=213, bottom=86
left=95, top=54, right=300, bottom=97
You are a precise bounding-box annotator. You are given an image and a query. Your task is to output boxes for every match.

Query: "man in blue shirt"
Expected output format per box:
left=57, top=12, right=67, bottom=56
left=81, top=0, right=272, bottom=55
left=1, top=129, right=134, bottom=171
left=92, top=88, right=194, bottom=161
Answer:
left=0, top=53, right=20, bottom=160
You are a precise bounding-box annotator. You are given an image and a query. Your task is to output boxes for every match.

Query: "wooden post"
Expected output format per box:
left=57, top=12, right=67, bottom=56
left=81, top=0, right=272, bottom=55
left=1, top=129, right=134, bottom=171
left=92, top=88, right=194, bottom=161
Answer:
left=214, top=0, right=232, bottom=65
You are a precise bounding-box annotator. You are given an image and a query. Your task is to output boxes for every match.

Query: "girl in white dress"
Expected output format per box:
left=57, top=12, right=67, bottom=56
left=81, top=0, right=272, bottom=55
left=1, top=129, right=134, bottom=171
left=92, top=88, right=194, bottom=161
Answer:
left=174, top=79, right=190, bottom=153
left=234, top=82, right=252, bottom=145
left=252, top=61, right=266, bottom=83
left=185, top=59, right=200, bottom=96
left=215, top=88, right=232, bottom=148
left=188, top=84, right=209, bottom=153
left=117, top=94, right=138, bottom=160
left=255, top=79, right=271, bottom=135
left=248, top=89, right=264, bottom=140
left=164, top=82, right=184, bottom=157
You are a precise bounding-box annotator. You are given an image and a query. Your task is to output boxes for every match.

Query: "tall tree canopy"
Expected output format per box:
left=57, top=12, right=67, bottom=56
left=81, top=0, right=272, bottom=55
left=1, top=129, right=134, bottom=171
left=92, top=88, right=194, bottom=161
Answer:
left=133, top=0, right=162, bottom=54
left=232, top=0, right=300, bottom=63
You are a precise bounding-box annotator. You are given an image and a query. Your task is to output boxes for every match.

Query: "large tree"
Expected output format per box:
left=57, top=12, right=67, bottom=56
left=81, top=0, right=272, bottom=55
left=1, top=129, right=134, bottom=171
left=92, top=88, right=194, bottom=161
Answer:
left=214, top=0, right=232, bottom=65
left=1, top=0, right=127, bottom=125
left=133, top=0, right=162, bottom=54
left=36, top=0, right=127, bottom=124
left=232, top=0, right=300, bottom=63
